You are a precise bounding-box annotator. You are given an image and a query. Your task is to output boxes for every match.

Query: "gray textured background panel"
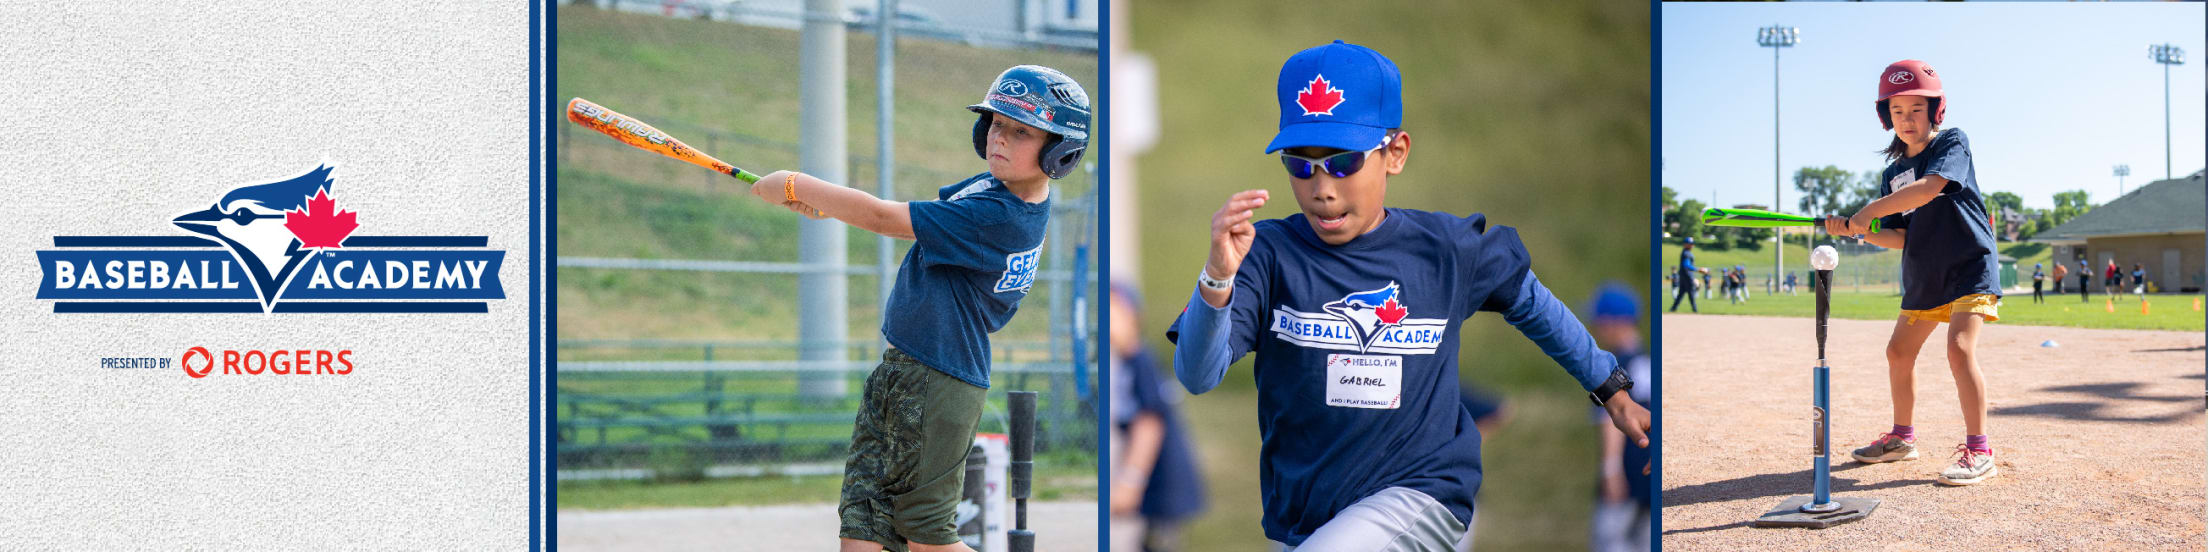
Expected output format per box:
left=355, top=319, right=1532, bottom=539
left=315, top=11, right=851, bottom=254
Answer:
left=0, top=2, right=535, bottom=548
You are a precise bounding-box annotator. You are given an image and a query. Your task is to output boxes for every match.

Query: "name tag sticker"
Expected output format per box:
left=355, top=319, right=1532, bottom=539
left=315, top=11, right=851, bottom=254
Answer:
left=1325, top=354, right=1401, bottom=409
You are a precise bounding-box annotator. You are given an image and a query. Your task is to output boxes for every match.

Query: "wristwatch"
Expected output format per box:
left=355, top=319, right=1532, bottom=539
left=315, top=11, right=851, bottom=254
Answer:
left=1589, top=368, right=1634, bottom=407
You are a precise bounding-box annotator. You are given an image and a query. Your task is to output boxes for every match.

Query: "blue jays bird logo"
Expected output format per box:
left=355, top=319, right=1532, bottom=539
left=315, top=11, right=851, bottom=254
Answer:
left=1322, top=282, right=1410, bottom=353
left=170, top=165, right=350, bottom=310
left=1272, top=282, right=1446, bottom=355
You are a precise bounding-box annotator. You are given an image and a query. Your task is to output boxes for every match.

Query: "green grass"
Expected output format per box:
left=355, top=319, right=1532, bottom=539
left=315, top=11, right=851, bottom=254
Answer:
left=2003, top=241, right=2054, bottom=272
left=557, top=448, right=1099, bottom=510
left=1661, top=289, right=2204, bottom=332
left=1129, top=2, right=1646, bottom=549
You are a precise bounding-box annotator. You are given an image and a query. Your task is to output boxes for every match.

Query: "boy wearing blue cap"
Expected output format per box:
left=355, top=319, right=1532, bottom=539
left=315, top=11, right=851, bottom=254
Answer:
left=1167, top=41, right=1651, bottom=550
left=750, top=65, right=1088, bottom=552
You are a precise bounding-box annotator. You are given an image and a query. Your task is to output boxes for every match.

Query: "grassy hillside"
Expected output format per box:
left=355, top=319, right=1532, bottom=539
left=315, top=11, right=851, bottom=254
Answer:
left=556, top=5, right=1098, bottom=347
left=1127, top=2, right=1648, bottom=550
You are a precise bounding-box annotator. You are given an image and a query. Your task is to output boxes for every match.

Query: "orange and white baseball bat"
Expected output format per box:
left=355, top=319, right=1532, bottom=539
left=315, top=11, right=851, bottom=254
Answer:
left=565, top=97, right=763, bottom=183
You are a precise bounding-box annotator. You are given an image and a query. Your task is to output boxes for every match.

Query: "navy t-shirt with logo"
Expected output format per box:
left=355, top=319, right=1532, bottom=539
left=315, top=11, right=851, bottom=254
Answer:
left=1878, top=128, right=2001, bottom=311
left=881, top=173, right=1050, bottom=389
left=1166, top=208, right=1585, bottom=544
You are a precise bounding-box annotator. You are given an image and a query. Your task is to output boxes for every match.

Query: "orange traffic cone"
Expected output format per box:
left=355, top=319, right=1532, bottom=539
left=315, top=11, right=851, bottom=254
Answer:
left=2105, top=297, right=2115, bottom=313
left=2194, top=296, right=2202, bottom=311
left=2141, top=299, right=2150, bottom=315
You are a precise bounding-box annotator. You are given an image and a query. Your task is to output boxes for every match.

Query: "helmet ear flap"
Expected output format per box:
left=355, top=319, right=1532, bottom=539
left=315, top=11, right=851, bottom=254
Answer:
left=1039, top=135, right=1086, bottom=179
left=971, top=113, right=992, bottom=160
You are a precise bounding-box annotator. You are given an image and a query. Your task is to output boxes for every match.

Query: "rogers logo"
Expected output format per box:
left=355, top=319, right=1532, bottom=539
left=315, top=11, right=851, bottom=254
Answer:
left=181, top=347, right=354, bottom=378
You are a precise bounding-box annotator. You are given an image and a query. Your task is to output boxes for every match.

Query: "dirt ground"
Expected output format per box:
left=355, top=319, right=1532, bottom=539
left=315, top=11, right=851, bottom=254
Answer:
left=1662, top=315, right=2205, bottom=551
left=558, top=501, right=1097, bottom=550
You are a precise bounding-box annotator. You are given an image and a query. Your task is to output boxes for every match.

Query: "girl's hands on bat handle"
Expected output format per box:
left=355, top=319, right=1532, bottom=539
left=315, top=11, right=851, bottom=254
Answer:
left=1823, top=214, right=1868, bottom=237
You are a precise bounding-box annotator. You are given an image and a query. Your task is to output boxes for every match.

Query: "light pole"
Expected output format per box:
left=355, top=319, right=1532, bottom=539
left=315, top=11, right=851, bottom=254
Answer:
left=2150, top=44, right=2184, bottom=181
left=1760, top=25, right=1798, bottom=293
left=2114, top=164, right=2130, bottom=197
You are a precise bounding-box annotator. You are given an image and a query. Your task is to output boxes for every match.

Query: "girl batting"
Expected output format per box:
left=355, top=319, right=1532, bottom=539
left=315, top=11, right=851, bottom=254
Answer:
left=1824, top=60, right=2003, bottom=485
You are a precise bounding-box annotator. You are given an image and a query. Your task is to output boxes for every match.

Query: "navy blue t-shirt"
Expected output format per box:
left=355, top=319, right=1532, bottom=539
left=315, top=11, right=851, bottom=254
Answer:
left=1113, top=348, right=1209, bottom=522
left=1879, top=128, right=2001, bottom=311
left=1165, top=208, right=1531, bottom=543
left=881, top=173, right=1050, bottom=388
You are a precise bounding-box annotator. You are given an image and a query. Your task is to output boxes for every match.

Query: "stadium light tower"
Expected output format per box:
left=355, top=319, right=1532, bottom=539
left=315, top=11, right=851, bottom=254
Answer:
left=2114, top=164, right=2130, bottom=197
left=1759, top=25, right=1798, bottom=293
left=2150, top=44, right=2184, bottom=181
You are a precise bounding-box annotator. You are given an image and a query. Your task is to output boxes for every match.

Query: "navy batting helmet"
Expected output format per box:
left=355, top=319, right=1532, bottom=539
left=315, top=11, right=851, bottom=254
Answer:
left=968, top=65, right=1091, bottom=179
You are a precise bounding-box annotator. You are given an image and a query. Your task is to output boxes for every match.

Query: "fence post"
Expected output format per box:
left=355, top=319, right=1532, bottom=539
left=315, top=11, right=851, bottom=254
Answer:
left=798, top=0, right=850, bottom=399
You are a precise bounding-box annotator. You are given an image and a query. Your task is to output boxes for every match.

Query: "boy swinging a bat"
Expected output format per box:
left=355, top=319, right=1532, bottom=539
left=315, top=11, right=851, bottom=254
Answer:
left=745, top=65, right=1089, bottom=552
left=1167, top=41, right=1651, bottom=550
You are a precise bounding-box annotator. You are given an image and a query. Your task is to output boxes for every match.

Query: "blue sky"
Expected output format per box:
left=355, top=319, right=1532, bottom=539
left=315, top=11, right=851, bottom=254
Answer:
left=1663, top=2, right=2203, bottom=211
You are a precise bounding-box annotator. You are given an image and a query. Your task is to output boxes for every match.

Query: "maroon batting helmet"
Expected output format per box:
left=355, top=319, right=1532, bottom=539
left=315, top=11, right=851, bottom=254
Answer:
left=1876, top=60, right=1944, bottom=131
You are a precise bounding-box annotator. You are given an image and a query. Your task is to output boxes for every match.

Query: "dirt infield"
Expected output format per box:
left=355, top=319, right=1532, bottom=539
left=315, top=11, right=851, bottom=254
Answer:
left=558, top=501, right=1097, bottom=550
left=1662, top=315, right=2205, bottom=551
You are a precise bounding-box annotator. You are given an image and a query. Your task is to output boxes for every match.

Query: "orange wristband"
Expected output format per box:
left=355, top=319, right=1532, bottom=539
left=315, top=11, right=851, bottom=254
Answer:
left=783, top=173, right=799, bottom=203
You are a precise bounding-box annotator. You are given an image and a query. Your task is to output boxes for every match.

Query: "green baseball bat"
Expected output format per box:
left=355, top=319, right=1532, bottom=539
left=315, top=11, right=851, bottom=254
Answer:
left=1701, top=207, right=1880, bottom=234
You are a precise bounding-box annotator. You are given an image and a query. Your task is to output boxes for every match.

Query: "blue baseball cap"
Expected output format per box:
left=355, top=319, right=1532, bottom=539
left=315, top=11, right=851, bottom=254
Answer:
left=1265, top=40, right=1403, bottom=154
left=1589, top=282, right=1640, bottom=322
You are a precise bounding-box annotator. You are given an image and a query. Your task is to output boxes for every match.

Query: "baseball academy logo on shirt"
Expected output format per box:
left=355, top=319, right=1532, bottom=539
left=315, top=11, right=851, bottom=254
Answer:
left=1296, top=74, right=1345, bottom=116
left=1271, top=282, right=1447, bottom=354
left=34, top=164, right=506, bottom=313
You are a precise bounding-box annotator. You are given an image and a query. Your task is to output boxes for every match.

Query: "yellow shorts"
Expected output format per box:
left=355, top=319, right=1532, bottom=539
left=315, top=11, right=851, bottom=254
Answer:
left=1901, top=294, right=2001, bottom=325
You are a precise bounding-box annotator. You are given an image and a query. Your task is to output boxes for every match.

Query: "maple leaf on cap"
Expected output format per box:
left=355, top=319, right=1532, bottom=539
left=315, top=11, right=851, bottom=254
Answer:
left=1376, top=298, right=1407, bottom=325
left=286, top=189, right=358, bottom=248
left=1297, top=75, right=1345, bottom=116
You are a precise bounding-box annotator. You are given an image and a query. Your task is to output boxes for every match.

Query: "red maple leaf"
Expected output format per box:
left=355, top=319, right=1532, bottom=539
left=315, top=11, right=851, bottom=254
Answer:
left=1375, top=297, right=1407, bottom=325
left=1297, top=75, right=1345, bottom=116
left=285, top=189, right=358, bottom=248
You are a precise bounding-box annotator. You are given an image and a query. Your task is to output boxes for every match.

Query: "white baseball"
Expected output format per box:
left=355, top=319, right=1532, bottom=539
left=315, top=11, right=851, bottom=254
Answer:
left=1810, top=245, right=1840, bottom=271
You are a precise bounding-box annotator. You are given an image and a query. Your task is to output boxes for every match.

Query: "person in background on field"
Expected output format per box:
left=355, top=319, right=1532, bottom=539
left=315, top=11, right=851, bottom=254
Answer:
left=1584, top=284, right=1652, bottom=552
left=1109, top=283, right=1208, bottom=552
left=2078, top=259, right=2091, bottom=302
left=1671, top=239, right=1699, bottom=313
left=2132, top=263, right=2147, bottom=301
left=2030, top=263, right=2044, bottom=304
left=2105, top=258, right=2121, bottom=299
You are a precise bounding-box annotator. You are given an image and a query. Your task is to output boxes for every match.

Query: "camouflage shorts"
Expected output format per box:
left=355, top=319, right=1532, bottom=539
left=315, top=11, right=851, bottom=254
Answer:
left=839, top=348, right=986, bottom=551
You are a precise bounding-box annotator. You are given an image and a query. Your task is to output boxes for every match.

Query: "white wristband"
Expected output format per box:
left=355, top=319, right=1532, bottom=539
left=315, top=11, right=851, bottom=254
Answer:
left=1197, top=268, right=1233, bottom=291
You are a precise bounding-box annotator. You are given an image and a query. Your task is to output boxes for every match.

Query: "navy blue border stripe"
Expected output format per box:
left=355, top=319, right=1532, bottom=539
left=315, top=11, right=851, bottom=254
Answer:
left=1093, top=9, right=1111, bottom=549
left=541, top=0, right=555, bottom=548
left=1647, top=1, right=1663, bottom=548
left=531, top=0, right=546, bottom=547
left=51, top=235, right=489, bottom=248
left=54, top=236, right=216, bottom=247
left=53, top=302, right=488, bottom=313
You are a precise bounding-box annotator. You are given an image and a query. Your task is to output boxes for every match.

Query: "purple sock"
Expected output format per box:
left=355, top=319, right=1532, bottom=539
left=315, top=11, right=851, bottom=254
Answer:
left=1966, top=434, right=1991, bottom=453
left=1891, top=424, right=1915, bottom=441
